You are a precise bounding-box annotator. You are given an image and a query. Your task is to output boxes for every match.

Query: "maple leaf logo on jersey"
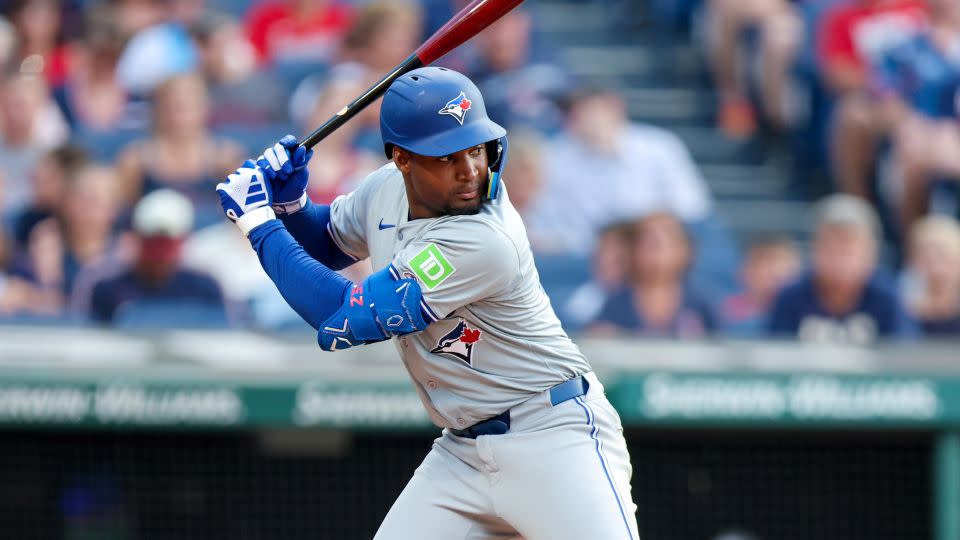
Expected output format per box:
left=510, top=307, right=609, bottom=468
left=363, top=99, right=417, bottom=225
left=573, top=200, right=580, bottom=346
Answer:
left=438, top=91, right=472, bottom=125
left=430, top=319, right=481, bottom=364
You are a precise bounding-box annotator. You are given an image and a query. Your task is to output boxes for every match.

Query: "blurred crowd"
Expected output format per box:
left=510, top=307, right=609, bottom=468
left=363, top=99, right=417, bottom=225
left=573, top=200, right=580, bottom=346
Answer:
left=0, top=0, right=958, bottom=345
left=692, top=0, right=960, bottom=343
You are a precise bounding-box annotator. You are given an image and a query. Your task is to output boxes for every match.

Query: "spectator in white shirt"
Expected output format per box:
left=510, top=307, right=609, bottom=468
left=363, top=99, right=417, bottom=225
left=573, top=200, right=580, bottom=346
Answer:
left=0, top=72, right=69, bottom=219
left=525, top=86, right=713, bottom=256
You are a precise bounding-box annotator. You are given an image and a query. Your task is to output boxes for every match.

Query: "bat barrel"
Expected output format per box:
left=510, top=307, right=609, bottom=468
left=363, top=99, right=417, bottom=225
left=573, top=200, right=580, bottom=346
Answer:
left=415, top=0, right=525, bottom=65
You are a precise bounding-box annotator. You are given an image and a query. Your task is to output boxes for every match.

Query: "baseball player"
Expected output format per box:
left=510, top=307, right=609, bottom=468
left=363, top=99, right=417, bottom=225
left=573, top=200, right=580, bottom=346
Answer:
left=216, top=66, right=640, bottom=539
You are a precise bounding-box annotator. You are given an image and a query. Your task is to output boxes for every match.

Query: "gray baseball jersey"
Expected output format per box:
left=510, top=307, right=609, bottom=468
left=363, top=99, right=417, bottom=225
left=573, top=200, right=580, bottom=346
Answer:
left=326, top=163, right=639, bottom=540
left=328, top=162, right=593, bottom=429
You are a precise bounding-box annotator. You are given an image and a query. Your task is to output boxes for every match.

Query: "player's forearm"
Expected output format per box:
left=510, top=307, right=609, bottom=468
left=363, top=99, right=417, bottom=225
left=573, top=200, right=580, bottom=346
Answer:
left=278, top=200, right=356, bottom=271
left=248, top=220, right=351, bottom=329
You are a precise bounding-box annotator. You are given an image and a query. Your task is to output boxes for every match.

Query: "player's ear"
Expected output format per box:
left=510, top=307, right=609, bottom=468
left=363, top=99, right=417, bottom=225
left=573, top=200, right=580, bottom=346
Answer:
left=393, top=147, right=411, bottom=174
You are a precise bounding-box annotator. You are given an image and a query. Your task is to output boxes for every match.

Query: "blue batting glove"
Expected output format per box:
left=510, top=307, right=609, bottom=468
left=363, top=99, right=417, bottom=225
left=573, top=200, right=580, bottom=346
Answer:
left=216, top=159, right=276, bottom=236
left=257, top=134, right=314, bottom=214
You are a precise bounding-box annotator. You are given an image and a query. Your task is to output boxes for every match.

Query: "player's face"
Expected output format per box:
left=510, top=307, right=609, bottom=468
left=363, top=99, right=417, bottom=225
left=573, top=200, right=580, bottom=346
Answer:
left=398, top=144, right=490, bottom=218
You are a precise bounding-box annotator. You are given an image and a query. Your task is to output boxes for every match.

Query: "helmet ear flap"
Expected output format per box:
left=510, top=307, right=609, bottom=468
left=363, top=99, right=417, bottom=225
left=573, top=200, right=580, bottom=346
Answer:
left=485, top=140, right=503, bottom=170
left=484, top=137, right=508, bottom=200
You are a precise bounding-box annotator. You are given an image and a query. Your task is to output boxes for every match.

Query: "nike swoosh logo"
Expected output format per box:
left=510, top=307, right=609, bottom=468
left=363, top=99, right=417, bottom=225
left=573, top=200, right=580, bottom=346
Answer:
left=378, top=218, right=396, bottom=230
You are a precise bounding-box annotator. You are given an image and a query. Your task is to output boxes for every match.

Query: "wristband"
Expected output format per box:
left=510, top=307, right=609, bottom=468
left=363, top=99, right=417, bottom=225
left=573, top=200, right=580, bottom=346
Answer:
left=238, top=206, right=277, bottom=236
left=272, top=192, right=308, bottom=215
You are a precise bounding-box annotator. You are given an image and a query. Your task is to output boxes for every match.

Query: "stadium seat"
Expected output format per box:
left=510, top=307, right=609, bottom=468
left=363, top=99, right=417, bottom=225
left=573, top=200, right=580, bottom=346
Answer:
left=0, top=312, right=86, bottom=327
left=205, top=0, right=254, bottom=17
left=112, top=300, right=232, bottom=330
left=71, top=126, right=148, bottom=163
left=533, top=253, right=593, bottom=329
left=687, top=213, right=742, bottom=296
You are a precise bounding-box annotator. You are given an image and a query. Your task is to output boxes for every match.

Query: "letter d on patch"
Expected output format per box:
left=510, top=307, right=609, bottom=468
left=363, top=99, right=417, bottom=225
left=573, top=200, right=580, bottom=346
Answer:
left=409, top=244, right=456, bottom=290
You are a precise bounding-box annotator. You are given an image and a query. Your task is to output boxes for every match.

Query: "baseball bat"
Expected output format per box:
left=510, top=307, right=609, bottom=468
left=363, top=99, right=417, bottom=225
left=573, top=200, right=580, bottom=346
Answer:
left=298, top=0, right=525, bottom=150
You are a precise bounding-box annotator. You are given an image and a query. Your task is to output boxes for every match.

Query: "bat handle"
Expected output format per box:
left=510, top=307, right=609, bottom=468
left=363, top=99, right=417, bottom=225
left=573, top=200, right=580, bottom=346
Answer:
left=298, top=55, right=424, bottom=150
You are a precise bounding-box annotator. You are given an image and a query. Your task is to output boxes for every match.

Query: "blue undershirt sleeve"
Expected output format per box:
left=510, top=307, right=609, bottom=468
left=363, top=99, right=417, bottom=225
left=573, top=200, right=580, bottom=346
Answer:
left=278, top=201, right=357, bottom=271
left=248, top=220, right=351, bottom=330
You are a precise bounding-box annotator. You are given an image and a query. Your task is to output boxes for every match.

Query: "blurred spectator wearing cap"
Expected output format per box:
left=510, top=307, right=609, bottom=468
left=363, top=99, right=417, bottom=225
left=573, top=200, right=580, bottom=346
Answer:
left=705, top=0, right=802, bottom=138
left=72, top=189, right=227, bottom=326
left=11, top=144, right=87, bottom=249
left=245, top=0, right=354, bottom=66
left=465, top=7, right=570, bottom=134
left=190, top=11, right=287, bottom=126
left=822, top=0, right=927, bottom=196
left=767, top=194, right=916, bottom=344
left=901, top=215, right=960, bottom=336
left=116, top=73, right=243, bottom=227
left=0, top=71, right=68, bottom=219
left=113, top=1, right=200, bottom=97
left=719, top=234, right=801, bottom=336
left=589, top=212, right=716, bottom=339
left=14, top=163, right=121, bottom=299
left=6, top=0, right=69, bottom=86
left=526, top=87, right=712, bottom=256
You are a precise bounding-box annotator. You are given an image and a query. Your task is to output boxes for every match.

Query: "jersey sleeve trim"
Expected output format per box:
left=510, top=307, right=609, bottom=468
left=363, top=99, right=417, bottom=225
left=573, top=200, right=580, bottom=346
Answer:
left=326, top=222, right=361, bottom=261
left=420, top=298, right=440, bottom=323
left=388, top=263, right=441, bottom=323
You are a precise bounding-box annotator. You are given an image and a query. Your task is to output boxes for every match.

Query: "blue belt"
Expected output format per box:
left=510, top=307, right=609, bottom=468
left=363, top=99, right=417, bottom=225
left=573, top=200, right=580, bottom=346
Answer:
left=450, top=375, right=590, bottom=439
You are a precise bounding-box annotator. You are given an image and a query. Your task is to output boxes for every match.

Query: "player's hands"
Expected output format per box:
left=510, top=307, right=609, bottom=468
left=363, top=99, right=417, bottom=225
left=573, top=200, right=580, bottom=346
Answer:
left=257, top=134, right=314, bottom=214
left=216, top=159, right=276, bottom=236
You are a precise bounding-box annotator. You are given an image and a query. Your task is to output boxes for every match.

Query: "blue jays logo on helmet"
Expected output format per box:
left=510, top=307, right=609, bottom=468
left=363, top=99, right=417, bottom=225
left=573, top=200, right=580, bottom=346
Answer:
left=430, top=318, right=481, bottom=364
left=438, top=91, right=473, bottom=125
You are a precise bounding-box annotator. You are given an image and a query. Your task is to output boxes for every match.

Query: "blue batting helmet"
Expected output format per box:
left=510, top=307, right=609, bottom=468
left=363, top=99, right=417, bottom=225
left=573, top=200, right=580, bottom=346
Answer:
left=380, top=66, right=508, bottom=200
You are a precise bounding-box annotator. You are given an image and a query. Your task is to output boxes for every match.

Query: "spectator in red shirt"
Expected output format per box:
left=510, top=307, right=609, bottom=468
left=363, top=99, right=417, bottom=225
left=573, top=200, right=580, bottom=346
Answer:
left=245, top=0, right=354, bottom=66
left=819, top=0, right=928, bottom=93
left=821, top=0, right=928, bottom=197
left=7, top=0, right=70, bottom=87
